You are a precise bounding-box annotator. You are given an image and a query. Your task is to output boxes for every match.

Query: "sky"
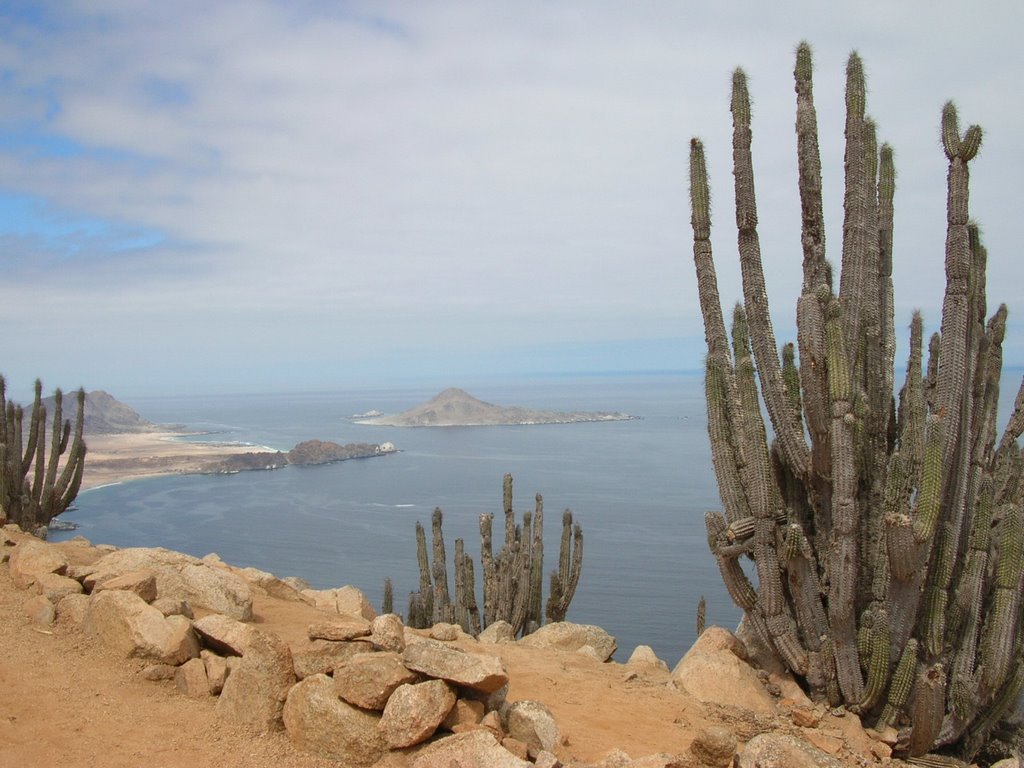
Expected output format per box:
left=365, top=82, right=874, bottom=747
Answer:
left=0, top=1, right=1022, bottom=399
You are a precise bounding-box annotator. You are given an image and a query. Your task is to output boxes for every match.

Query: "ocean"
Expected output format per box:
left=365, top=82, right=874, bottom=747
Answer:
left=54, top=368, right=1021, bottom=665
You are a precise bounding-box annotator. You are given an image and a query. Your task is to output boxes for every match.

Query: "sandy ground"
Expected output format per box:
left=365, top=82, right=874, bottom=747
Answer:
left=81, top=432, right=278, bottom=491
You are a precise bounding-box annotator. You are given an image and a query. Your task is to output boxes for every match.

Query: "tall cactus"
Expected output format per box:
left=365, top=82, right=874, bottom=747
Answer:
left=0, top=377, right=87, bottom=533
left=406, top=474, right=583, bottom=637
left=690, top=42, right=1023, bottom=759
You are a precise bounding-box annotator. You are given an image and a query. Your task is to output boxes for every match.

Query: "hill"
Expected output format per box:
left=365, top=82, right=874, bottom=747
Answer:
left=39, top=390, right=171, bottom=435
left=356, top=388, right=635, bottom=427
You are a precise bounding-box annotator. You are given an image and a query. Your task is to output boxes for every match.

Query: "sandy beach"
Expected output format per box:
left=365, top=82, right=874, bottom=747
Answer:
left=81, top=432, right=278, bottom=491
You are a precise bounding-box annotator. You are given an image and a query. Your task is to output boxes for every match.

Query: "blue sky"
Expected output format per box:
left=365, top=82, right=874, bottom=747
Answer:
left=1, top=1, right=1022, bottom=398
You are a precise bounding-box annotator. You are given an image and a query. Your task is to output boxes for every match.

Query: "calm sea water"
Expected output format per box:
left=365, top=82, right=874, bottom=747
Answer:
left=52, top=370, right=1023, bottom=664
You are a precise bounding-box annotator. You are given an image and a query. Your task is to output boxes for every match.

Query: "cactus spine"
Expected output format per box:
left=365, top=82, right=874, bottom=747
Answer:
left=689, top=42, right=1023, bottom=759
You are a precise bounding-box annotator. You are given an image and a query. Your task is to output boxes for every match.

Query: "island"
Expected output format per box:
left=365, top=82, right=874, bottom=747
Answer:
left=354, top=387, right=636, bottom=427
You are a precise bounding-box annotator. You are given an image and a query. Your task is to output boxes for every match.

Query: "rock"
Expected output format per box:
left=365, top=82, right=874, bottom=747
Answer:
left=92, top=569, right=158, bottom=603
left=151, top=597, right=193, bottom=618
left=689, top=726, right=736, bottom=767
left=478, top=620, right=515, bottom=644
left=84, top=589, right=199, bottom=664
left=670, top=628, right=775, bottom=715
left=411, top=730, right=532, bottom=768
left=790, top=707, right=820, bottom=728
left=301, top=585, right=376, bottom=620
left=23, top=594, right=56, bottom=625
left=628, top=754, right=690, bottom=768
left=283, top=674, right=386, bottom=766
left=626, top=645, right=669, bottom=671
left=577, top=644, right=604, bottom=661
left=502, top=737, right=530, bottom=760
left=8, top=539, right=69, bottom=589
left=282, top=575, right=311, bottom=592
left=291, top=639, right=371, bottom=679
left=519, top=622, right=617, bottom=662
left=370, top=613, right=406, bottom=652
left=378, top=679, right=457, bottom=748
left=215, top=629, right=296, bottom=731
left=234, top=566, right=303, bottom=601
left=33, top=572, right=83, bottom=603
left=402, top=639, right=509, bottom=694
left=594, top=748, right=632, bottom=767
left=307, top=616, right=371, bottom=641
left=86, top=547, right=252, bottom=620
left=737, top=733, right=844, bottom=768
left=201, top=650, right=230, bottom=694
left=55, top=593, right=90, bottom=626
left=191, top=613, right=256, bottom=656
left=333, top=651, right=421, bottom=710
left=534, top=751, right=562, bottom=768
left=175, top=657, right=212, bottom=697
left=141, top=664, right=178, bottom=681
left=441, top=698, right=485, bottom=731
left=506, top=700, right=560, bottom=759
left=430, top=622, right=461, bottom=641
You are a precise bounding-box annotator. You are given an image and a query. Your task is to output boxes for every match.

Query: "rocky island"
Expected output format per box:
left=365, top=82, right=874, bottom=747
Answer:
left=355, top=387, right=636, bottom=427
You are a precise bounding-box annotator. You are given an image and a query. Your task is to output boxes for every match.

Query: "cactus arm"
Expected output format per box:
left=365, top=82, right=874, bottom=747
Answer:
left=907, top=664, right=947, bottom=757
left=527, top=493, right=545, bottom=630
left=730, top=68, right=810, bottom=479
left=479, top=512, right=496, bottom=627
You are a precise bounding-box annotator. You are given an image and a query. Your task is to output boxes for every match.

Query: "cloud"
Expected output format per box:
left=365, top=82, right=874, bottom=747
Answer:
left=0, top=1, right=1021, bottom=395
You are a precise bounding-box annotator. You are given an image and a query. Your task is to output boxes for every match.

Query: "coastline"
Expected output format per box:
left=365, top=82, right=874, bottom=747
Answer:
left=80, top=431, right=279, bottom=491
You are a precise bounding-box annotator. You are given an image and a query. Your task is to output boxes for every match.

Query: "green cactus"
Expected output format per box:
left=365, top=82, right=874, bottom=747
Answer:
left=0, top=378, right=87, bottom=533
left=689, top=43, right=1024, bottom=759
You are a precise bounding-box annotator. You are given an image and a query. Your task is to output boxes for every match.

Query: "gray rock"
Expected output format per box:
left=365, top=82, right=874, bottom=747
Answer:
left=23, top=594, right=56, bottom=625
left=307, top=616, right=371, bottom=641
left=737, top=733, right=844, bottom=768
left=670, top=627, right=775, bottom=716
left=283, top=674, right=386, bottom=766
left=402, top=638, right=508, bottom=694
left=8, top=539, right=69, bottom=589
left=191, top=613, right=256, bottom=656
left=370, top=613, right=406, bottom=652
left=478, top=620, right=515, bottom=644
left=87, top=547, right=252, bottom=620
left=506, top=700, right=560, bottom=759
left=519, top=622, right=617, bottom=662
left=84, top=589, right=199, bottom=664
left=33, top=572, right=83, bottom=603
left=378, top=679, right=457, bottom=748
left=175, top=657, right=212, bottom=697
left=291, top=639, right=372, bottom=679
left=411, top=731, right=532, bottom=768
left=333, top=651, right=420, bottom=710
left=216, top=628, right=296, bottom=731
left=92, top=569, right=158, bottom=603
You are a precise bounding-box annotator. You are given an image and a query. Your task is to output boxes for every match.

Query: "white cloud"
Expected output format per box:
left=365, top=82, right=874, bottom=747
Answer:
left=0, top=0, right=1022, bottom=395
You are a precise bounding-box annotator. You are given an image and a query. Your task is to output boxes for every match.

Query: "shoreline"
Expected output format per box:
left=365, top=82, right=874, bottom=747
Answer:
left=80, top=431, right=280, bottom=491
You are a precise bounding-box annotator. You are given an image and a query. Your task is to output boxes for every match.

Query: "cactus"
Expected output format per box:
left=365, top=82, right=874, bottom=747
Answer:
left=381, top=577, right=394, bottom=615
left=406, top=474, right=583, bottom=637
left=689, top=42, right=1024, bottom=758
left=696, top=596, right=706, bottom=637
left=0, top=377, right=87, bottom=533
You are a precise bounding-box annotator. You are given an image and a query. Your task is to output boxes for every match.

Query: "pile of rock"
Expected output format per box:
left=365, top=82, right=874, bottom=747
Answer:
left=3, top=530, right=562, bottom=767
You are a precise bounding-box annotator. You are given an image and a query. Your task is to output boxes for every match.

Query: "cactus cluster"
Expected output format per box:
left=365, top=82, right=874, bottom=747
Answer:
left=690, top=43, right=1024, bottom=759
left=0, top=377, right=87, bottom=534
left=405, top=473, right=583, bottom=637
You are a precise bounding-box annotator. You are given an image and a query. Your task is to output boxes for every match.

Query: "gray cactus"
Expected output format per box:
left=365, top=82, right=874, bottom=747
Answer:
left=689, top=42, right=1023, bottom=759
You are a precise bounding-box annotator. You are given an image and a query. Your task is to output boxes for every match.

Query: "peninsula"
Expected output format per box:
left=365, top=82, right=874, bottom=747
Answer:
left=355, top=387, right=635, bottom=427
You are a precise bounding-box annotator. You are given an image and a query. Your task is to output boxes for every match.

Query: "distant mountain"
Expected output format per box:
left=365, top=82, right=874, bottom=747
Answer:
left=356, top=387, right=635, bottom=427
left=39, top=390, right=169, bottom=435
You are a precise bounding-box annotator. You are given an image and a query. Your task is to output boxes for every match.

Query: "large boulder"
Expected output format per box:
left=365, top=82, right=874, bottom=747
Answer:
left=333, top=651, right=421, bottom=710
left=86, top=548, right=252, bottom=620
left=92, top=569, right=158, bottom=603
left=8, top=539, right=69, bottom=589
left=84, top=590, right=199, bottom=664
left=670, top=626, right=775, bottom=715
left=33, top=572, right=84, bottom=603
left=518, top=622, right=617, bottom=661
left=402, top=639, right=508, bottom=694
left=378, top=679, right=457, bottom=748
left=215, top=628, right=296, bottom=731
left=291, top=639, right=372, bottom=679
left=307, top=616, right=371, bottom=641
left=370, top=613, right=406, bottom=652
left=505, top=700, right=560, bottom=759
left=737, top=733, right=844, bottom=768
left=191, top=613, right=257, bottom=656
left=283, top=674, right=386, bottom=766
left=411, top=731, right=532, bottom=768
left=300, top=585, right=376, bottom=620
